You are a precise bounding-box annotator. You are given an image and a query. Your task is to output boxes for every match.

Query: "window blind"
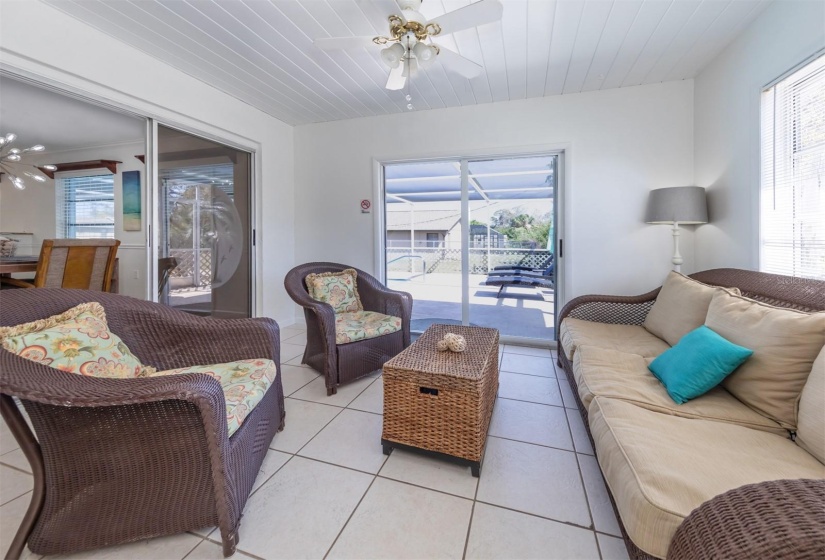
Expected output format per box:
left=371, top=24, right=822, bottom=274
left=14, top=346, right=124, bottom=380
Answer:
left=760, top=54, right=825, bottom=280
left=55, top=174, right=115, bottom=239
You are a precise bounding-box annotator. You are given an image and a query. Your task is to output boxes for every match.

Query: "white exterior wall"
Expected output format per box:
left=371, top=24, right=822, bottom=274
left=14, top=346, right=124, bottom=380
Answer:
left=294, top=81, right=695, bottom=302
left=693, top=0, right=825, bottom=271
left=0, top=0, right=295, bottom=324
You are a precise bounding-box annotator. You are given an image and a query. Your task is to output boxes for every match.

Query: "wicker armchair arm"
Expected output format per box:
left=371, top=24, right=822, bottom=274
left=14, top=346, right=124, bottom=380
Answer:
left=557, top=289, right=660, bottom=335
left=357, top=274, right=412, bottom=318
left=0, top=351, right=230, bottom=438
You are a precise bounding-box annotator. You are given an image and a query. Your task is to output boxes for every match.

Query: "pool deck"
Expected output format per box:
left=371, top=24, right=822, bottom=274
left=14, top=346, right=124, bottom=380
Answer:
left=388, top=272, right=555, bottom=342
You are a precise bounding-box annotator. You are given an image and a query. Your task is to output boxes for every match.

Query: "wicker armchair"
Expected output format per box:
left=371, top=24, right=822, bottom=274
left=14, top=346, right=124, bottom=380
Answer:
left=284, top=262, right=412, bottom=395
left=0, top=289, right=285, bottom=559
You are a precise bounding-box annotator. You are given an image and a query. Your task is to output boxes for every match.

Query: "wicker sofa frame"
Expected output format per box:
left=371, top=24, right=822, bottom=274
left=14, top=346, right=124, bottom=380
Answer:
left=555, top=268, right=825, bottom=560
left=284, top=262, right=412, bottom=395
left=0, top=289, right=286, bottom=559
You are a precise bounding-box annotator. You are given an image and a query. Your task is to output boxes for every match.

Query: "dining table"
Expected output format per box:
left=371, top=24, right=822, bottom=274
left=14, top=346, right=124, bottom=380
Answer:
left=0, top=255, right=39, bottom=275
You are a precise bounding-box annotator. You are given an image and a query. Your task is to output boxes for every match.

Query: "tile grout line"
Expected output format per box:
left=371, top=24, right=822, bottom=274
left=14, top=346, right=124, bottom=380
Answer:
left=287, top=376, right=380, bottom=459
left=178, top=535, right=208, bottom=560
left=322, top=474, right=380, bottom=559
left=497, top=394, right=569, bottom=411
left=0, top=461, right=31, bottom=476
left=462, top=446, right=484, bottom=560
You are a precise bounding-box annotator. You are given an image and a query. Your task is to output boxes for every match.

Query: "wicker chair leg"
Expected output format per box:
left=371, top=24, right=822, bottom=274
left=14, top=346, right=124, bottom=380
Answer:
left=278, top=414, right=286, bottom=432
left=220, top=530, right=238, bottom=558
left=0, top=396, right=45, bottom=560
left=327, top=386, right=337, bottom=396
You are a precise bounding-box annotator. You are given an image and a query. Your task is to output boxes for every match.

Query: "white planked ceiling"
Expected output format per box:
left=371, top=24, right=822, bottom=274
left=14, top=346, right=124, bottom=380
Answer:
left=43, top=0, right=772, bottom=126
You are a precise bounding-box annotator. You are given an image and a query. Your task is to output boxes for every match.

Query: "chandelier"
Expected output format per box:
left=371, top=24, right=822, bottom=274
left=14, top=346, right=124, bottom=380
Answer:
left=0, top=132, right=55, bottom=190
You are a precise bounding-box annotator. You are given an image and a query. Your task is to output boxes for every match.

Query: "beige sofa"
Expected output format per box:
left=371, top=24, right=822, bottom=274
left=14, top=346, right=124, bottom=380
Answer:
left=556, top=269, right=825, bottom=559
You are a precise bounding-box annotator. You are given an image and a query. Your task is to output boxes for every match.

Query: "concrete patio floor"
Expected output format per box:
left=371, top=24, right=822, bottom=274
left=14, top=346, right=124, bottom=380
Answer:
left=388, top=272, right=555, bottom=342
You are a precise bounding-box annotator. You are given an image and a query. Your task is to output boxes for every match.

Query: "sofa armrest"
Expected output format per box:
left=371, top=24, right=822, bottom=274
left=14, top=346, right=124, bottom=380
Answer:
left=668, top=479, right=825, bottom=560
left=557, top=289, right=660, bottom=339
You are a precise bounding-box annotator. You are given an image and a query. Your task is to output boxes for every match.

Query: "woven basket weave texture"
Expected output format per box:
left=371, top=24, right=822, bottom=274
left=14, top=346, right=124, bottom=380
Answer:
left=382, top=324, right=499, bottom=463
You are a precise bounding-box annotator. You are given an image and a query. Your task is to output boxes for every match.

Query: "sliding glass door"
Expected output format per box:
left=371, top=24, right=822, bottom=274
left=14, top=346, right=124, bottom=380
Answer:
left=384, top=154, right=558, bottom=344
left=155, top=125, right=252, bottom=318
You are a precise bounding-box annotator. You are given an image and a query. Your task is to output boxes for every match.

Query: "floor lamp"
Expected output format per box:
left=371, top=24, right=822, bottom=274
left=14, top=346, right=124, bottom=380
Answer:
left=645, top=186, right=708, bottom=273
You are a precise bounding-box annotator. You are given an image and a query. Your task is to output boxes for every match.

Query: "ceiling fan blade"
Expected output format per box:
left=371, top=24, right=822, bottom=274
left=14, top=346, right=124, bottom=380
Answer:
left=436, top=46, right=483, bottom=78
left=428, top=0, right=503, bottom=36
left=314, top=36, right=376, bottom=51
left=386, top=63, right=407, bottom=90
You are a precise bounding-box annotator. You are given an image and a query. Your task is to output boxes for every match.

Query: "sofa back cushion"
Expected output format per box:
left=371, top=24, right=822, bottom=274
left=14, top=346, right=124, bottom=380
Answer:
left=796, top=345, right=825, bottom=464
left=705, top=290, right=825, bottom=430
left=643, top=272, right=737, bottom=346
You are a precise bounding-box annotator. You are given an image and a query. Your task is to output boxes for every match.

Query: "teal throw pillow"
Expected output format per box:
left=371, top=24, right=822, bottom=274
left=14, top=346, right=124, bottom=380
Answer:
left=648, top=325, right=753, bottom=404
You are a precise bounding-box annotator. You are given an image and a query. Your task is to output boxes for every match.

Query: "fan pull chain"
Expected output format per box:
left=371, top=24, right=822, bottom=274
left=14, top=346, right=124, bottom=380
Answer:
left=406, top=35, right=413, bottom=110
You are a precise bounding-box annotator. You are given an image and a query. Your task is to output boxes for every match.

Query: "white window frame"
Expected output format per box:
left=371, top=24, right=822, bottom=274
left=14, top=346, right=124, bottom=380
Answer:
left=55, top=168, right=116, bottom=239
left=757, top=50, right=825, bottom=278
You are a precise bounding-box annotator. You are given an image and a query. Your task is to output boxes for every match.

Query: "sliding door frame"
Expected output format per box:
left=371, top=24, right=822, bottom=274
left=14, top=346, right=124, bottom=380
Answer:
left=147, top=120, right=257, bottom=316
left=373, top=144, right=569, bottom=348
left=0, top=66, right=263, bottom=316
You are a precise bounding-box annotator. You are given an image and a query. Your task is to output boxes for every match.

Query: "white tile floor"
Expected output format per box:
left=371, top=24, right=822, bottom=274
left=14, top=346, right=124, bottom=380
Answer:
left=0, top=329, right=629, bottom=560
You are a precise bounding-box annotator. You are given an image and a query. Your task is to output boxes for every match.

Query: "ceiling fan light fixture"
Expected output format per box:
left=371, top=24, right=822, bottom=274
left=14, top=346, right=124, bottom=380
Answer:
left=381, top=42, right=406, bottom=68
left=412, top=41, right=437, bottom=69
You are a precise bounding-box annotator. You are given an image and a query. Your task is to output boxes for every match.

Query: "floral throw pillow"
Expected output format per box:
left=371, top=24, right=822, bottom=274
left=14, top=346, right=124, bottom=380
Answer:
left=0, top=302, right=154, bottom=378
left=305, top=268, right=363, bottom=314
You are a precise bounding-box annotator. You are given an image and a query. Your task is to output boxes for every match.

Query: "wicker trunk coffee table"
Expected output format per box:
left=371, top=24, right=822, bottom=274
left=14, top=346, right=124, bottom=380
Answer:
left=381, top=324, right=500, bottom=477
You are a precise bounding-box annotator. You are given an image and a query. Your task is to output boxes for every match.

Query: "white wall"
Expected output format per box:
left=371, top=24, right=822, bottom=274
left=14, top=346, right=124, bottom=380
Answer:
left=294, top=81, right=695, bottom=300
left=0, top=0, right=295, bottom=324
left=0, top=141, right=147, bottom=299
left=694, top=0, right=825, bottom=271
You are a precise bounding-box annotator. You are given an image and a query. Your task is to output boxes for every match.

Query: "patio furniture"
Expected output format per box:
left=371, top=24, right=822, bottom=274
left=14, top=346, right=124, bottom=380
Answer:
left=484, top=262, right=554, bottom=297
left=0, top=288, right=285, bottom=559
left=284, top=262, right=412, bottom=395
left=0, top=239, right=120, bottom=291
left=382, top=324, right=499, bottom=477
left=492, top=254, right=553, bottom=273
left=668, top=479, right=825, bottom=560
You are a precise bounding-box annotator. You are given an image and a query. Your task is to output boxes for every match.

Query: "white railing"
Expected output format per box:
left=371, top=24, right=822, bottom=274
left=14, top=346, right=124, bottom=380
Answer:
left=387, top=247, right=551, bottom=274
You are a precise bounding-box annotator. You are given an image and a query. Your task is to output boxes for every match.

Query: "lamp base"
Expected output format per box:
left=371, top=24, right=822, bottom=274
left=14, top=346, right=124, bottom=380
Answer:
left=672, top=222, right=683, bottom=273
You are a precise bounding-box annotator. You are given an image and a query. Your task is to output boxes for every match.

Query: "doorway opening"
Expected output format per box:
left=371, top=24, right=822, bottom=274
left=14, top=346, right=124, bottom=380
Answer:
left=383, top=154, right=559, bottom=344
left=156, top=125, right=252, bottom=318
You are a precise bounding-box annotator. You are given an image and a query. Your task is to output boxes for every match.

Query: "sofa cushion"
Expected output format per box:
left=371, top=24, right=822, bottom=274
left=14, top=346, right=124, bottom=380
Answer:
left=559, top=317, right=669, bottom=362
left=335, top=311, right=402, bottom=345
left=573, top=346, right=786, bottom=435
left=589, top=396, right=825, bottom=559
left=706, top=289, right=825, bottom=430
left=305, top=268, right=363, bottom=314
left=648, top=325, right=753, bottom=404
left=145, top=359, right=278, bottom=437
left=643, top=272, right=738, bottom=346
left=0, top=302, right=153, bottom=378
left=797, top=345, right=825, bottom=464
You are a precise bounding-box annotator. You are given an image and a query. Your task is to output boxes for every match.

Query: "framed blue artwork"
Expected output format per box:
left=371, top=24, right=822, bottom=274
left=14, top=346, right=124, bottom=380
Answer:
left=122, top=170, right=141, bottom=231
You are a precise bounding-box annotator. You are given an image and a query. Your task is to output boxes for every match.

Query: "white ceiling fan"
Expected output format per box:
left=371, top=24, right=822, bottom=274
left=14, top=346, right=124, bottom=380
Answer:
left=314, top=0, right=503, bottom=92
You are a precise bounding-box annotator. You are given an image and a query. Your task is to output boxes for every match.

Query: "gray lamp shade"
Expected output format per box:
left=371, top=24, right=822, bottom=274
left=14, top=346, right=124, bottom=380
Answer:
left=645, top=186, right=708, bottom=224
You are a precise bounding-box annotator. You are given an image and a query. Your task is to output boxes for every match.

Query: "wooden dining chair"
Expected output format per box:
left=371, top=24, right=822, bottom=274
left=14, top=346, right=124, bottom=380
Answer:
left=0, top=239, right=120, bottom=291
